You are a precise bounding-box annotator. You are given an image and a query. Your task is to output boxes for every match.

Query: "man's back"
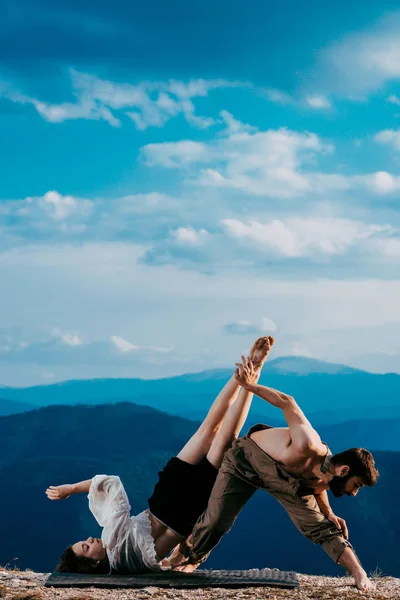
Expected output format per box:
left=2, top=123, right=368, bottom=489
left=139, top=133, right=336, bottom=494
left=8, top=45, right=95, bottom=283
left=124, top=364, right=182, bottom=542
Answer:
left=250, top=426, right=330, bottom=487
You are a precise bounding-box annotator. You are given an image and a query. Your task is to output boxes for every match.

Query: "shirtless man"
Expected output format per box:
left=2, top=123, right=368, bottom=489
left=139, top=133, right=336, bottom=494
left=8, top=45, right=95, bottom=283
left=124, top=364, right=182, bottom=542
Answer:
left=170, top=357, right=379, bottom=592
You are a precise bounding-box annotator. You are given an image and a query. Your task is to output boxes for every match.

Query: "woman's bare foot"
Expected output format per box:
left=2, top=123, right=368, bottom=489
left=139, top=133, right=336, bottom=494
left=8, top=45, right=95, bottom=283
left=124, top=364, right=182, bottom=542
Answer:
left=169, top=543, right=187, bottom=569
left=173, top=562, right=200, bottom=573
left=248, top=336, right=274, bottom=370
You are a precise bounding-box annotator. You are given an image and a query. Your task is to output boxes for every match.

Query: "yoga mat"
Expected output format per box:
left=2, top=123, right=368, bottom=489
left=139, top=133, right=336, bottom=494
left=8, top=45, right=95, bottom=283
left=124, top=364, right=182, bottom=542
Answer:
left=46, top=568, right=299, bottom=589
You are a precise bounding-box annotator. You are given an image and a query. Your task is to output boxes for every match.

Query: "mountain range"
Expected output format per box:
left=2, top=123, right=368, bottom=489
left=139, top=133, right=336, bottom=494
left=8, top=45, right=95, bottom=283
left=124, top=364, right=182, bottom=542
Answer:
left=1, top=357, right=399, bottom=425
left=0, top=402, right=398, bottom=577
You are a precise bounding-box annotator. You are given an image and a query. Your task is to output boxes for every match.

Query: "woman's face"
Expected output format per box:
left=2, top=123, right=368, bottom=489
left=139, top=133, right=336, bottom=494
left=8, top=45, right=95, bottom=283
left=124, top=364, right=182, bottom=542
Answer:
left=72, top=537, right=107, bottom=562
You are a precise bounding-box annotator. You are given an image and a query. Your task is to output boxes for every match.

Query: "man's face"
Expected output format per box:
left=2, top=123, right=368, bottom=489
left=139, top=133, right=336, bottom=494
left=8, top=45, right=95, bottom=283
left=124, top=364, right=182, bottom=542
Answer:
left=329, top=474, right=365, bottom=498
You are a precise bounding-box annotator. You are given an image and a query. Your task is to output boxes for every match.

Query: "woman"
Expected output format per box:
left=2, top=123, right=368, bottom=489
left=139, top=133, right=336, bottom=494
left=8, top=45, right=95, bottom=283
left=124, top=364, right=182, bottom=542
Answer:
left=46, top=336, right=274, bottom=574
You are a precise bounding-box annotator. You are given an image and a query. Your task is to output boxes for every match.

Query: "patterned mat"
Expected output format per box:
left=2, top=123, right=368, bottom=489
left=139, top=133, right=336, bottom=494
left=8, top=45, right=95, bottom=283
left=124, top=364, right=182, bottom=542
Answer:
left=46, top=568, right=299, bottom=589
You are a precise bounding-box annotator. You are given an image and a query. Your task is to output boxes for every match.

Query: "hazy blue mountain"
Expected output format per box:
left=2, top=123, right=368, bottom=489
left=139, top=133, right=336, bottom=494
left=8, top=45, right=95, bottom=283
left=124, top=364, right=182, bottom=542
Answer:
left=0, top=403, right=398, bottom=576
left=262, top=356, right=365, bottom=375
left=0, top=397, right=34, bottom=416
left=1, top=356, right=399, bottom=424
left=318, top=419, right=400, bottom=452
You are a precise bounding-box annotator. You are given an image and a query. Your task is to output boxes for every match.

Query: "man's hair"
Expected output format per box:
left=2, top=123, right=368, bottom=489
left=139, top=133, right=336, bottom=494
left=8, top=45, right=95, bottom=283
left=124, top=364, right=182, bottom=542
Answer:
left=55, top=546, right=110, bottom=574
left=331, top=448, right=379, bottom=486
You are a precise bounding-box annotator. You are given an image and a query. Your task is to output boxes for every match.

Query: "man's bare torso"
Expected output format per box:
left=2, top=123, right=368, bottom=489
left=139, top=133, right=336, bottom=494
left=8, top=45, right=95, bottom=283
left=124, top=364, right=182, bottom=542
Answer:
left=250, top=427, right=330, bottom=492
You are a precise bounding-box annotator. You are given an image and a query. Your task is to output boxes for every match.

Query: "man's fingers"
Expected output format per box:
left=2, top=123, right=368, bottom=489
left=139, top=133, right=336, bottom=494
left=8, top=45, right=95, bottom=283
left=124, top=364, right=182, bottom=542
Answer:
left=340, top=519, right=349, bottom=540
left=330, top=516, right=348, bottom=540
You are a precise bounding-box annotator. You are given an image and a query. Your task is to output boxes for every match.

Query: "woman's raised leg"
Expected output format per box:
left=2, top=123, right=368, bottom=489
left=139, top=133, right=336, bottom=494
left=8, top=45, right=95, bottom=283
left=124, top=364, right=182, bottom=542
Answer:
left=176, top=374, right=241, bottom=465
left=206, top=336, right=274, bottom=468
left=177, top=336, right=274, bottom=466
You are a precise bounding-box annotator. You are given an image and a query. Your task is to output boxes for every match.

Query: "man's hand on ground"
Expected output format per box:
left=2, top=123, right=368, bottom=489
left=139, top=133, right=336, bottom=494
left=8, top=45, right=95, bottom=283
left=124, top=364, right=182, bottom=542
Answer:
left=327, top=513, right=349, bottom=539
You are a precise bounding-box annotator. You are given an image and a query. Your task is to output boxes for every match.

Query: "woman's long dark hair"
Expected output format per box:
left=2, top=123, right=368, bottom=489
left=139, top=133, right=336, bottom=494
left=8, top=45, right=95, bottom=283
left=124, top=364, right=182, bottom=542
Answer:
left=56, top=545, right=110, bottom=574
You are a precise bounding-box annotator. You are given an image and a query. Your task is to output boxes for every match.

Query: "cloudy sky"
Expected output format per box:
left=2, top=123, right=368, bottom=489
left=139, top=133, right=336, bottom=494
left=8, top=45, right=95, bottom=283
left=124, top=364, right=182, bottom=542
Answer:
left=2, top=0, right=400, bottom=386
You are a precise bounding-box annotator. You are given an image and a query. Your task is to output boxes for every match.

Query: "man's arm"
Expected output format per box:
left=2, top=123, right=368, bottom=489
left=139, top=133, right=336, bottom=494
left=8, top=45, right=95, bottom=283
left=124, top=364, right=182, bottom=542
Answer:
left=315, top=490, right=348, bottom=539
left=46, top=479, right=92, bottom=500
left=235, top=360, right=322, bottom=454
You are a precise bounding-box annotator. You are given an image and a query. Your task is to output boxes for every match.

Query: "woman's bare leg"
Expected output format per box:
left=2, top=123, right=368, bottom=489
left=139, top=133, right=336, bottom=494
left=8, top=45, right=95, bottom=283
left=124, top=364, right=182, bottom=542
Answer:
left=176, top=336, right=274, bottom=466
left=153, top=374, right=243, bottom=557
left=176, top=374, right=241, bottom=465
left=206, top=337, right=273, bottom=469
left=167, top=336, right=275, bottom=565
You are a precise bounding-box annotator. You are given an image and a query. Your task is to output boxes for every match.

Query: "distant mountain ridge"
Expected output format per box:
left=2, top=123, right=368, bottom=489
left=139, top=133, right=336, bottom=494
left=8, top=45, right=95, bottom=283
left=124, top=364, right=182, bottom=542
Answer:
left=0, top=356, right=399, bottom=424
left=0, top=397, right=34, bottom=416
left=263, top=356, right=365, bottom=375
left=0, top=402, right=398, bottom=577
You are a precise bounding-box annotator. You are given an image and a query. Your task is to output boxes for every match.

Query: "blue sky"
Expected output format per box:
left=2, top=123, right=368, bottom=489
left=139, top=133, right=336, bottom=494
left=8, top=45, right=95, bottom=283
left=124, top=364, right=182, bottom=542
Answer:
left=2, top=1, right=400, bottom=385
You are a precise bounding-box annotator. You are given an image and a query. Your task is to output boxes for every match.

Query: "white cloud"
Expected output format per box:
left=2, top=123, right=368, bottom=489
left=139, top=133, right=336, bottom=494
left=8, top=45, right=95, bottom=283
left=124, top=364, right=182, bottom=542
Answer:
left=305, top=95, right=331, bottom=109
left=52, top=329, right=83, bottom=346
left=264, top=89, right=332, bottom=110
left=387, top=94, right=400, bottom=106
left=315, top=12, right=400, bottom=96
left=0, top=191, right=95, bottom=245
left=141, top=140, right=208, bottom=168
left=2, top=243, right=400, bottom=384
left=288, top=343, right=314, bottom=358
left=374, top=129, right=400, bottom=151
left=223, top=321, right=259, bottom=335
left=373, top=237, right=400, bottom=258
left=369, top=170, right=400, bottom=193
left=0, top=327, right=174, bottom=366
left=6, top=70, right=245, bottom=131
left=39, top=191, right=93, bottom=222
left=260, top=317, right=277, bottom=333
left=143, top=127, right=333, bottom=199
left=143, top=124, right=400, bottom=198
left=219, top=110, right=258, bottom=135
left=111, top=335, right=138, bottom=352
left=0, top=191, right=188, bottom=248
left=8, top=90, right=121, bottom=127
left=222, top=217, right=392, bottom=258
left=223, top=317, right=277, bottom=335
left=172, top=227, right=209, bottom=245
left=263, top=88, right=294, bottom=105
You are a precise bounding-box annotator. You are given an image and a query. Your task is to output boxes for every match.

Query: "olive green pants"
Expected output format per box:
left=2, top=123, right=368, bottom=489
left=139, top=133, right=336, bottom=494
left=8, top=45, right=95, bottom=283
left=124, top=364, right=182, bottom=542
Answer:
left=187, top=426, right=352, bottom=565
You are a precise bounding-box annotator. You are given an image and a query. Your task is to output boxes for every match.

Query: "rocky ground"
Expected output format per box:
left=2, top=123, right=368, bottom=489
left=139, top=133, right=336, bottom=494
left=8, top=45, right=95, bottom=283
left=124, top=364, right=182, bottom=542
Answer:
left=1, top=569, right=399, bottom=600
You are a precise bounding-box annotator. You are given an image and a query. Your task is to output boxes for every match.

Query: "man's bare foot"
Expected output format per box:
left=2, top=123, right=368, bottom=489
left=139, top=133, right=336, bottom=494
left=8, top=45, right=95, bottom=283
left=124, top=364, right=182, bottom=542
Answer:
left=353, top=569, right=375, bottom=592
left=248, top=336, right=274, bottom=370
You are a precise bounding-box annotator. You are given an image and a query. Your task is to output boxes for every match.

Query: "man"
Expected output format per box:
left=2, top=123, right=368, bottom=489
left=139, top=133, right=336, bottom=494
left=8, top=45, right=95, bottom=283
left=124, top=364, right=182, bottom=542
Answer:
left=171, top=357, right=379, bottom=592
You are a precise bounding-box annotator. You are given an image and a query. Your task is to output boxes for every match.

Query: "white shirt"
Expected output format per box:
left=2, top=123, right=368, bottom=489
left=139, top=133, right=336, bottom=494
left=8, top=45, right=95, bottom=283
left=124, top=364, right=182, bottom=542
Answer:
left=88, top=474, right=171, bottom=573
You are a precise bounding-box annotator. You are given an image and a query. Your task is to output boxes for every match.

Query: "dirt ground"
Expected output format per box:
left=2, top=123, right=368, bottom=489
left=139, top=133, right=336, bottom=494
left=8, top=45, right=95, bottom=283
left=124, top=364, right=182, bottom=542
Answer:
left=1, top=568, right=399, bottom=600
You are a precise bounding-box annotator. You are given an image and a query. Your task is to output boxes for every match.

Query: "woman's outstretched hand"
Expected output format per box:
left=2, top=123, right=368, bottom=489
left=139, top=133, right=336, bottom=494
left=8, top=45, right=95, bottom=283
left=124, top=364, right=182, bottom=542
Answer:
left=45, top=484, right=74, bottom=500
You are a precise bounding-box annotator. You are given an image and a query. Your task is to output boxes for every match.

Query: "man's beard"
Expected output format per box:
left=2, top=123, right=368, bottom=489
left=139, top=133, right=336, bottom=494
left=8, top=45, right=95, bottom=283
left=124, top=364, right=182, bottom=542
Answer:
left=329, top=474, right=352, bottom=497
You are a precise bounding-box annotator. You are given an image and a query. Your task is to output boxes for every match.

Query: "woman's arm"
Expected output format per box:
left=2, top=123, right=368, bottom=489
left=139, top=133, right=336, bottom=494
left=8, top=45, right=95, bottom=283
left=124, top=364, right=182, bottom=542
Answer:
left=46, top=479, right=92, bottom=500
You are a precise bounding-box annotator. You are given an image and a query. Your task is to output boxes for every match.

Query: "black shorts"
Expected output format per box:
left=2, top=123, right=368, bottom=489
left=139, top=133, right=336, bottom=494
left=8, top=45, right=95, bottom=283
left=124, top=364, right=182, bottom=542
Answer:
left=147, top=456, right=218, bottom=538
